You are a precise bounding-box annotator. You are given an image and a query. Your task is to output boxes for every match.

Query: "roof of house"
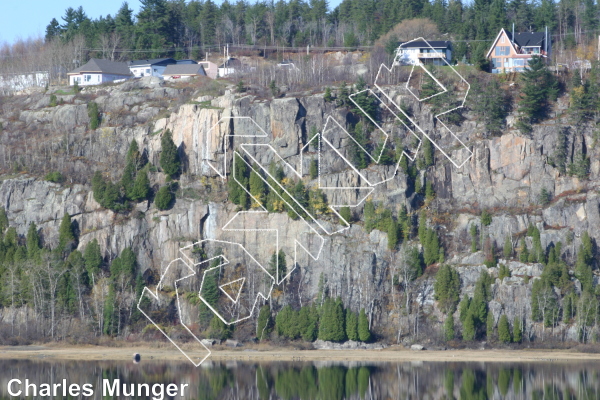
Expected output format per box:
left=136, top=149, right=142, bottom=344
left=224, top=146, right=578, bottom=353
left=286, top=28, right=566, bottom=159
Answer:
left=129, top=58, right=176, bottom=67
left=176, top=59, right=197, bottom=64
left=219, top=58, right=242, bottom=68
left=68, top=59, right=132, bottom=76
left=163, top=64, right=206, bottom=76
left=511, top=32, right=546, bottom=47
left=398, top=40, right=452, bottom=49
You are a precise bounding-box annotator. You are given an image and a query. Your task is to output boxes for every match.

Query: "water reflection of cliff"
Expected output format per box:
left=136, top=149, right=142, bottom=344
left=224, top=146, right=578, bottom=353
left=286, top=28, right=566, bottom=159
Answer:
left=0, top=360, right=599, bottom=399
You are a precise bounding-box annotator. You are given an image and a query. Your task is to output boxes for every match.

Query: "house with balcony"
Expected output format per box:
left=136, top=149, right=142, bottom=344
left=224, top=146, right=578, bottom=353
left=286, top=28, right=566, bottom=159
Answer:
left=486, top=28, right=551, bottom=73
left=394, top=40, right=452, bottom=66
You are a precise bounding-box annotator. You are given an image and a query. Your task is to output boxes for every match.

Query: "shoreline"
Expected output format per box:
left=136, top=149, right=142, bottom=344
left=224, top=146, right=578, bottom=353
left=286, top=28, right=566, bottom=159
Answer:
left=2, top=345, right=600, bottom=363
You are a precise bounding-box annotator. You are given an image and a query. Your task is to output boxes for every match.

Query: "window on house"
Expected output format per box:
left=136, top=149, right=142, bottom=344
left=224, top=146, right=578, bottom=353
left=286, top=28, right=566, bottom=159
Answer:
left=84, top=75, right=91, bottom=82
left=495, top=46, right=510, bottom=56
left=146, top=68, right=151, bottom=73
left=492, top=58, right=501, bottom=68
left=501, top=36, right=505, bottom=43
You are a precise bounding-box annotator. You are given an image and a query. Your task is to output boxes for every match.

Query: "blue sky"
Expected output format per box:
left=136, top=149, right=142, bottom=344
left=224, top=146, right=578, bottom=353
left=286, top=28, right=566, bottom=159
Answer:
left=0, top=0, right=344, bottom=45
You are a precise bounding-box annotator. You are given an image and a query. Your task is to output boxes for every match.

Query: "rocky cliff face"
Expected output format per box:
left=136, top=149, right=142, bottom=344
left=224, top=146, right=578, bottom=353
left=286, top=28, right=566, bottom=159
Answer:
left=0, top=75, right=597, bottom=344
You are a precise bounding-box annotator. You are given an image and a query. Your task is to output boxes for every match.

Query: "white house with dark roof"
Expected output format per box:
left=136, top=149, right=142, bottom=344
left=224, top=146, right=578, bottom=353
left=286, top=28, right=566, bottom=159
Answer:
left=486, top=28, right=551, bottom=73
left=128, top=58, right=176, bottom=78
left=68, top=59, right=132, bottom=86
left=162, top=64, right=207, bottom=80
left=395, top=40, right=453, bottom=66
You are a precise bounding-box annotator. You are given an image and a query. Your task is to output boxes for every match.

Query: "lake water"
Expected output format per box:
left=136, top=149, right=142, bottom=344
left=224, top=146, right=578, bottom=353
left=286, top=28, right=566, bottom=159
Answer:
left=1, top=359, right=599, bottom=399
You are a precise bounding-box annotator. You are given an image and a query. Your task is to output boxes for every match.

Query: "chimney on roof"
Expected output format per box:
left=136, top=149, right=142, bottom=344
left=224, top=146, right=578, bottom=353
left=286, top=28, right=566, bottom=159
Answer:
left=512, top=23, right=514, bottom=44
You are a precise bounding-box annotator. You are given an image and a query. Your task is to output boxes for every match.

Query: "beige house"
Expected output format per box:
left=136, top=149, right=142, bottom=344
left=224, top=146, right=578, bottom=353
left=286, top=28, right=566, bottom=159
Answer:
left=162, top=64, right=207, bottom=80
left=486, top=28, right=551, bottom=73
left=198, top=61, right=218, bottom=79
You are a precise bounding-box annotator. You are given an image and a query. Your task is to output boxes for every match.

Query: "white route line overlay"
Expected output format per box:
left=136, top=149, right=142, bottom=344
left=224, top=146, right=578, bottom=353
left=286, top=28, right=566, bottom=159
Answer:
left=139, top=38, right=473, bottom=367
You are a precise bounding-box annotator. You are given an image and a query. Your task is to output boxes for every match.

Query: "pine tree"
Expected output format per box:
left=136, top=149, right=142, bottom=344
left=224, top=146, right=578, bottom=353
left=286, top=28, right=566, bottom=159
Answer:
left=131, top=168, right=150, bottom=201
left=486, top=311, right=495, bottom=340
left=387, top=218, right=399, bottom=250
left=309, top=159, right=318, bottom=179
left=512, top=316, right=522, bottom=343
left=87, top=101, right=100, bottom=130
left=462, top=311, right=476, bottom=341
left=91, top=171, right=106, bottom=205
left=518, top=56, right=558, bottom=123
left=470, top=224, right=478, bottom=252
left=519, top=238, right=529, bottom=262
left=58, top=212, right=76, bottom=251
left=160, top=129, right=181, bottom=178
left=84, top=238, right=102, bottom=279
left=0, top=206, right=8, bottom=234
left=498, top=314, right=512, bottom=343
left=155, top=185, right=173, bottom=210
left=340, top=206, right=352, bottom=224
left=121, top=159, right=136, bottom=199
left=444, top=315, right=455, bottom=341
left=319, top=297, right=346, bottom=342
left=346, top=310, right=359, bottom=341
left=324, top=87, right=333, bottom=102
left=503, top=236, right=512, bottom=259
left=363, top=200, right=376, bottom=232
left=457, top=296, right=470, bottom=324
left=256, top=304, right=273, bottom=340
left=249, top=168, right=266, bottom=206
left=26, top=222, right=41, bottom=259
left=434, top=265, right=461, bottom=314
left=358, top=308, right=371, bottom=342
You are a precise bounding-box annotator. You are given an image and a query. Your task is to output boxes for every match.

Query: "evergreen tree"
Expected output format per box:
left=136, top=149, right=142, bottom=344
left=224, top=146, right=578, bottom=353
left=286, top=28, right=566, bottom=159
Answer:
left=155, top=185, right=173, bottom=210
left=249, top=168, right=266, bottom=206
left=462, top=311, right=476, bottom=341
left=256, top=304, right=273, bottom=340
left=340, top=206, right=352, bottom=224
left=358, top=308, right=371, bottom=342
left=0, top=207, right=8, bottom=234
left=498, top=314, right=512, bottom=343
left=319, top=297, right=346, bottom=342
left=512, top=316, right=522, bottom=343
left=518, top=56, right=558, bottom=124
left=103, top=284, right=117, bottom=335
left=87, top=102, right=100, bottom=130
left=58, top=212, right=76, bottom=251
left=470, top=224, right=478, bottom=252
left=121, top=159, right=136, bottom=199
left=444, top=315, right=455, bottom=341
left=309, top=159, right=319, bottom=179
left=434, top=264, right=461, bottom=314
left=26, top=222, right=41, bottom=259
left=228, top=153, right=249, bottom=208
left=324, top=87, right=333, bottom=102
left=503, top=235, right=512, bottom=259
left=346, top=310, right=359, bottom=341
left=91, top=171, right=106, bottom=205
left=458, top=294, right=471, bottom=324
left=159, top=129, right=181, bottom=178
left=84, top=238, right=102, bottom=279
left=363, top=200, right=376, bottom=232
left=131, top=168, right=150, bottom=201
left=519, top=238, right=529, bottom=262
left=387, top=218, right=399, bottom=250
left=486, top=310, right=495, bottom=339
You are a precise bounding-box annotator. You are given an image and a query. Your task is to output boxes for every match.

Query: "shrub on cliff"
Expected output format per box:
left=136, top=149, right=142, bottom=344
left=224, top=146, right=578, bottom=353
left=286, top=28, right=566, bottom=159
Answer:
left=155, top=185, right=173, bottom=210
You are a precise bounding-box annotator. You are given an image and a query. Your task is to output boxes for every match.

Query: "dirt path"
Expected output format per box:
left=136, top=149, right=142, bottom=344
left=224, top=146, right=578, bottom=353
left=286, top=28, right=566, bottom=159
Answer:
left=2, top=345, right=600, bottom=363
